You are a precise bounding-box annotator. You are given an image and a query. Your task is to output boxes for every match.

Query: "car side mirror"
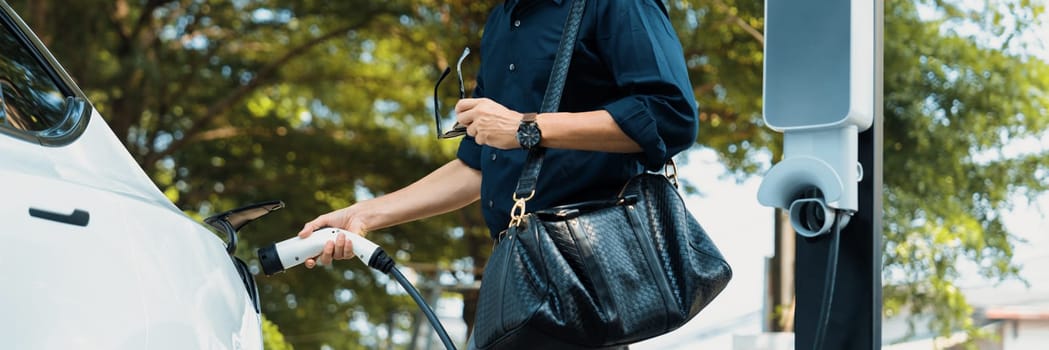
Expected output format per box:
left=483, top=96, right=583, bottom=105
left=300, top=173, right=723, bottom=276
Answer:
left=205, top=200, right=285, bottom=255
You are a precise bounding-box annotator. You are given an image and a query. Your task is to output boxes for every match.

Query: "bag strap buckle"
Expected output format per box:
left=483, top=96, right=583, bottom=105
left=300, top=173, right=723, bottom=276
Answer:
left=509, top=190, right=535, bottom=228
left=665, top=159, right=680, bottom=188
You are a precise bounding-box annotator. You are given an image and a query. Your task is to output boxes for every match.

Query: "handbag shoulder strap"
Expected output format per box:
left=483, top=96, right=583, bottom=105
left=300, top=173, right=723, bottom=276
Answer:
left=538, top=0, right=586, bottom=114
left=509, top=0, right=587, bottom=228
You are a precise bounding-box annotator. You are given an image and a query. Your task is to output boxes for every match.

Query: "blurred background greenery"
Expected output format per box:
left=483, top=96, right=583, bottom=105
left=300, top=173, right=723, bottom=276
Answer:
left=7, top=0, right=1047, bottom=348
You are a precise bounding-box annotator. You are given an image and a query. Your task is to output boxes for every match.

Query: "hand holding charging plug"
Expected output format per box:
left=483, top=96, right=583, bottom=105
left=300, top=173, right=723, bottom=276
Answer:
left=256, top=226, right=457, bottom=349
left=293, top=208, right=369, bottom=267
left=258, top=227, right=384, bottom=275
left=303, top=228, right=364, bottom=268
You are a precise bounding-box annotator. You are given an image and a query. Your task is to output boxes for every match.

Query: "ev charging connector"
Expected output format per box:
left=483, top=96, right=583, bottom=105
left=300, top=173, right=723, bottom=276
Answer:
left=757, top=0, right=876, bottom=237
left=258, top=228, right=458, bottom=350
left=758, top=126, right=865, bottom=237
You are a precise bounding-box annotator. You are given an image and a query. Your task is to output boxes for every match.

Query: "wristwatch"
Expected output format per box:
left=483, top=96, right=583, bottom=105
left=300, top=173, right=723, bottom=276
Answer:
left=516, top=113, right=542, bottom=150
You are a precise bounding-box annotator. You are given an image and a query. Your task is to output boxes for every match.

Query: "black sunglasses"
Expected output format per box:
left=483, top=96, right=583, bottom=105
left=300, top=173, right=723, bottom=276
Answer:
left=433, top=47, right=471, bottom=139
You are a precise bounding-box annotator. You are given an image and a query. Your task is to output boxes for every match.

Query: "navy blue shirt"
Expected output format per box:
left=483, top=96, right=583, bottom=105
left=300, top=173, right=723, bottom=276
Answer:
left=458, top=0, right=698, bottom=236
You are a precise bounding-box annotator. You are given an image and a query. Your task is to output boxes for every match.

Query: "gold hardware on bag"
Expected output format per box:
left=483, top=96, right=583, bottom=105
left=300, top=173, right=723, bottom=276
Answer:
left=509, top=190, right=535, bottom=228
left=665, top=159, right=680, bottom=188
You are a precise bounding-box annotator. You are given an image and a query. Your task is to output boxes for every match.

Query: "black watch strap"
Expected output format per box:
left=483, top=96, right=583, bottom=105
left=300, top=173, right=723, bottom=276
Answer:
left=521, top=112, right=537, bottom=123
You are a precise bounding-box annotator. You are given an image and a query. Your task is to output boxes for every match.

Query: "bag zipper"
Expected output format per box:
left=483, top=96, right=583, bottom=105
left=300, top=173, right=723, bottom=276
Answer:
left=625, top=204, right=676, bottom=330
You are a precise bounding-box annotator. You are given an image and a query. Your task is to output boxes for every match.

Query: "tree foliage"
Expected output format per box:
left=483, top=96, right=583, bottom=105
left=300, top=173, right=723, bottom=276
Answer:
left=880, top=0, right=1048, bottom=339
left=8, top=0, right=1047, bottom=347
left=262, top=316, right=295, bottom=350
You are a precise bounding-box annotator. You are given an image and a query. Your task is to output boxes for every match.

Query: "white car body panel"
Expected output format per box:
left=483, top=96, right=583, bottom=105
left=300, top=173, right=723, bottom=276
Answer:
left=0, top=114, right=262, bottom=350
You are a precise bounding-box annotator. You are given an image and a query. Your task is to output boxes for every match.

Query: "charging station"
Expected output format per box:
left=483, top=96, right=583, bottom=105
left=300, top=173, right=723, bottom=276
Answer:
left=758, top=0, right=883, bottom=348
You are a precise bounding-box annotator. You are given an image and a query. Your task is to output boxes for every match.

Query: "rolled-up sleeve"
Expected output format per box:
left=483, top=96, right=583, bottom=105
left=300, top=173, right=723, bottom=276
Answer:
left=599, top=0, right=698, bottom=170
left=457, top=136, right=483, bottom=170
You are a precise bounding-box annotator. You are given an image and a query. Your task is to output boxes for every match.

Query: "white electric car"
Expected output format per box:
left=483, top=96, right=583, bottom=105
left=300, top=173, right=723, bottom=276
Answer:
left=0, top=2, right=270, bottom=349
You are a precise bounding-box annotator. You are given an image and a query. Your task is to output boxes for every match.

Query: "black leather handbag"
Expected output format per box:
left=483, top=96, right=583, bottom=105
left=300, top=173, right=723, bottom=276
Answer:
left=469, top=1, right=732, bottom=349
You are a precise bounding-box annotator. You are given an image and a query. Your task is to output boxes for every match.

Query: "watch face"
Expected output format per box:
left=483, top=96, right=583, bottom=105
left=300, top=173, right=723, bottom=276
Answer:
left=517, top=123, right=541, bottom=149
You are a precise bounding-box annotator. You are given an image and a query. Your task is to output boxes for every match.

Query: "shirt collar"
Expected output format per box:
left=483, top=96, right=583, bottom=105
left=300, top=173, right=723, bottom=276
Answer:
left=504, top=0, right=563, bottom=12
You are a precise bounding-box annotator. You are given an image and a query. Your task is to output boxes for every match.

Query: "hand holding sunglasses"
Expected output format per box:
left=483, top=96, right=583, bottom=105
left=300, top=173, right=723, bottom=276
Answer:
left=433, top=47, right=472, bottom=139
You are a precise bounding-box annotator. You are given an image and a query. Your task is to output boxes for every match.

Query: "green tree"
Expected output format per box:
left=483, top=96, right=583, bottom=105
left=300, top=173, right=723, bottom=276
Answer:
left=262, top=316, right=295, bottom=350
left=879, top=0, right=1048, bottom=340
left=9, top=0, right=1048, bottom=348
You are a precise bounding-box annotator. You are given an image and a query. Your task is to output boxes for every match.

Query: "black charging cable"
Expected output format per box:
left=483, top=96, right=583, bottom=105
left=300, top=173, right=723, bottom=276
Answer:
left=366, top=249, right=458, bottom=350
left=812, top=212, right=843, bottom=350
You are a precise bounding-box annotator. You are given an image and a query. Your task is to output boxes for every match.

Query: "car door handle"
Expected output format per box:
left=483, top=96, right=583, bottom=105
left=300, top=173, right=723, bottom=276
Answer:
left=29, top=208, right=90, bottom=227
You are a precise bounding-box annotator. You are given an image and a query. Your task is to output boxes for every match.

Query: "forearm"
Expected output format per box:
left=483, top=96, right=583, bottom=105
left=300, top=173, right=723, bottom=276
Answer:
left=535, top=110, right=642, bottom=153
left=356, top=159, right=481, bottom=230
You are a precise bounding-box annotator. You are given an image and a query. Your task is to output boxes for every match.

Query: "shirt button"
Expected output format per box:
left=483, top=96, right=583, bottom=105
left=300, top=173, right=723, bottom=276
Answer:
left=513, top=20, right=522, bottom=28
left=488, top=200, right=494, bottom=208
left=509, top=63, right=516, bottom=71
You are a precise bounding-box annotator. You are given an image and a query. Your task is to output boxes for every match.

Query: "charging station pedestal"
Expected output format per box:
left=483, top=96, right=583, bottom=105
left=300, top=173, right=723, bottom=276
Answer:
left=759, top=0, right=883, bottom=348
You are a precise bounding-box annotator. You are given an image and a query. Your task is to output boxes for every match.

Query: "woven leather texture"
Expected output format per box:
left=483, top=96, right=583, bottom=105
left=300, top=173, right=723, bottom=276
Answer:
left=470, top=174, right=733, bottom=349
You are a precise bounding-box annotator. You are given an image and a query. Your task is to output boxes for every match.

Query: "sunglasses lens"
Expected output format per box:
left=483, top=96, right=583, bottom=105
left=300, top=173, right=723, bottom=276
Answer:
left=435, top=71, right=461, bottom=137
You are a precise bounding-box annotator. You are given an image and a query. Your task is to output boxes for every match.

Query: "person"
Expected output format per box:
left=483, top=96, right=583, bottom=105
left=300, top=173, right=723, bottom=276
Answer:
left=299, top=0, right=697, bottom=344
